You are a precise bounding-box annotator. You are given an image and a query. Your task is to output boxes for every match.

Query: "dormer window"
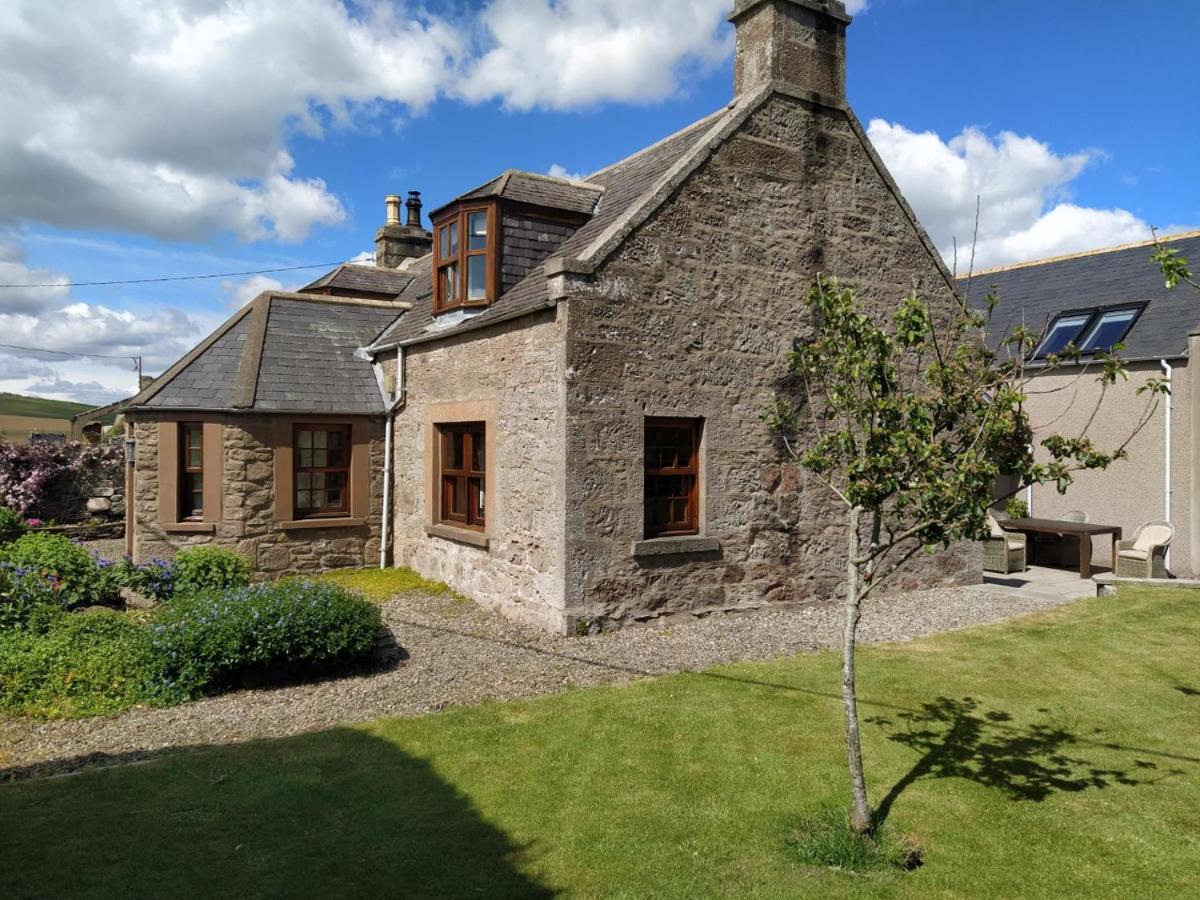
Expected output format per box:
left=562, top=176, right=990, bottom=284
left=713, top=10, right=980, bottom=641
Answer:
left=433, top=204, right=497, bottom=313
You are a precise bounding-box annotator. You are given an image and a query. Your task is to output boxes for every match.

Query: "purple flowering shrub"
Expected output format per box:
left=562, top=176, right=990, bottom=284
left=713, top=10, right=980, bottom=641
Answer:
left=0, top=532, right=114, bottom=608
left=0, top=563, right=66, bottom=631
left=149, top=580, right=381, bottom=698
left=0, top=438, right=121, bottom=522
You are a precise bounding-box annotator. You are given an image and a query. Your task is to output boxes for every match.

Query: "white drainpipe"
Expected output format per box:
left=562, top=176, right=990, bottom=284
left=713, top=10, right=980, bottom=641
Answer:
left=380, top=348, right=405, bottom=569
left=1161, top=358, right=1173, bottom=569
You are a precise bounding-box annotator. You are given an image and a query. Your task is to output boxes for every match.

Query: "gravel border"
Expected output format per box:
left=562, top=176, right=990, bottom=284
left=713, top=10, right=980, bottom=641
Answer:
left=0, top=585, right=1072, bottom=782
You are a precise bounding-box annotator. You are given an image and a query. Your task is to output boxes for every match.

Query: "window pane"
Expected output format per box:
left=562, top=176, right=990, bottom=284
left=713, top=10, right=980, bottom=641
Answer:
left=297, top=490, right=312, bottom=510
left=452, top=476, right=467, bottom=516
left=468, top=211, right=487, bottom=251
left=326, top=471, right=346, bottom=508
left=471, top=432, right=485, bottom=472
left=1078, top=308, right=1138, bottom=352
left=313, top=430, right=327, bottom=449
left=313, top=448, right=327, bottom=467
left=439, top=225, right=450, bottom=258
left=297, top=472, right=310, bottom=490
left=475, top=480, right=486, bottom=521
left=328, top=430, right=346, bottom=466
left=1036, top=313, right=1091, bottom=357
left=447, top=430, right=464, bottom=470
left=441, top=263, right=458, bottom=305
left=447, top=221, right=458, bottom=256
left=467, top=255, right=487, bottom=301
left=298, top=449, right=312, bottom=468
left=188, top=448, right=202, bottom=468
left=298, top=430, right=312, bottom=449
left=313, top=472, right=326, bottom=492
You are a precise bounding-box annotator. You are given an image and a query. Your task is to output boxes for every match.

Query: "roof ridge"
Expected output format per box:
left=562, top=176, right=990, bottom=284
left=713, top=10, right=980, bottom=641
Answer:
left=965, top=229, right=1200, bottom=278
left=270, top=290, right=412, bottom=309
left=504, top=169, right=604, bottom=191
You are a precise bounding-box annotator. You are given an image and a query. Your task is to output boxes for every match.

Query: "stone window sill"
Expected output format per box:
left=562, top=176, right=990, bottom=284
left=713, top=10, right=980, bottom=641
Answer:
left=279, top=517, right=365, bottom=531
left=164, top=522, right=216, bottom=534
left=631, top=535, right=720, bottom=557
left=426, top=522, right=489, bottom=549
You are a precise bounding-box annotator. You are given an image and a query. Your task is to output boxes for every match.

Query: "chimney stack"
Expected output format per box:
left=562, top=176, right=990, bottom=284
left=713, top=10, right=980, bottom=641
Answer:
left=375, top=190, right=433, bottom=268
left=729, top=0, right=850, bottom=104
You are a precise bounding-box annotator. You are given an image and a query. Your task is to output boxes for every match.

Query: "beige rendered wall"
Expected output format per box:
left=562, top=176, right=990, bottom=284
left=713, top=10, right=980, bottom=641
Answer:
left=131, top=413, right=385, bottom=573
left=1023, top=359, right=1190, bottom=575
left=387, top=308, right=568, bottom=631
left=560, top=92, right=982, bottom=627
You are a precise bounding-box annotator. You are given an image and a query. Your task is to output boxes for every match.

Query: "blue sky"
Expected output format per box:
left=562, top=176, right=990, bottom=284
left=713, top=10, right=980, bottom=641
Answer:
left=1, top=0, right=1197, bottom=403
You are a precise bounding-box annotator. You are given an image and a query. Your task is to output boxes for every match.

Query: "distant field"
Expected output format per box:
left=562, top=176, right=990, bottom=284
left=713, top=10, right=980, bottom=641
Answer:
left=0, top=394, right=118, bottom=443
left=0, top=414, right=73, bottom=443
left=0, top=393, right=97, bottom=419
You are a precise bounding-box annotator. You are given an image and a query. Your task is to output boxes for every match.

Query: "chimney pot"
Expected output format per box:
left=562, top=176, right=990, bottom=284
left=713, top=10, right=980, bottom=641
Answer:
left=384, top=194, right=402, bottom=225
left=406, top=191, right=422, bottom=228
left=729, top=0, right=850, bottom=104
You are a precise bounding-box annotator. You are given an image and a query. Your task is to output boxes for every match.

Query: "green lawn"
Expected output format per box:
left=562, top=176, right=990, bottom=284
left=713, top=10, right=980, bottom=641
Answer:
left=2, top=587, right=1198, bottom=898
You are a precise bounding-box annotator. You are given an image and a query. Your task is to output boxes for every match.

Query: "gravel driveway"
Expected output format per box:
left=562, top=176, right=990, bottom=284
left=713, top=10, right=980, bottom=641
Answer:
left=0, top=585, right=1071, bottom=782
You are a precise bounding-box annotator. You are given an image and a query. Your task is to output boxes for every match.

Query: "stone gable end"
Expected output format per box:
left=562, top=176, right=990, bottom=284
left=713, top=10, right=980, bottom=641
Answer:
left=562, top=92, right=980, bottom=626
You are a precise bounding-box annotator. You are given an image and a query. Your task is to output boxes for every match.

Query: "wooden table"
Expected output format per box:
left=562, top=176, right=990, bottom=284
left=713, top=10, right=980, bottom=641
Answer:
left=1000, top=517, right=1122, bottom=579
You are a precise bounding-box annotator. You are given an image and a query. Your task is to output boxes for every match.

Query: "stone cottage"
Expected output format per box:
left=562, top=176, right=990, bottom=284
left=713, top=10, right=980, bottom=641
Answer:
left=122, top=0, right=981, bottom=631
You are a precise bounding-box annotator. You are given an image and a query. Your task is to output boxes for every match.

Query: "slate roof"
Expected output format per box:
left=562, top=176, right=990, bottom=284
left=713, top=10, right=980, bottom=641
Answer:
left=433, top=170, right=604, bottom=218
left=132, top=293, right=404, bottom=413
left=300, top=263, right=413, bottom=297
left=368, top=104, right=733, bottom=350
left=960, top=231, right=1200, bottom=361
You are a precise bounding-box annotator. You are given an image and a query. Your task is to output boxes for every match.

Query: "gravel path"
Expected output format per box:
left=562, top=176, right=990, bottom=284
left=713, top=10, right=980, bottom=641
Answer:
left=0, top=585, right=1071, bottom=782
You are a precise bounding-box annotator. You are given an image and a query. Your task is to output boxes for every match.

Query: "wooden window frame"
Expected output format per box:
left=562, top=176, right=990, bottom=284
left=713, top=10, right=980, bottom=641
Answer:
left=436, top=422, right=486, bottom=531
left=179, top=421, right=204, bottom=521
left=644, top=417, right=701, bottom=539
left=292, top=424, right=352, bottom=519
left=433, top=203, right=498, bottom=314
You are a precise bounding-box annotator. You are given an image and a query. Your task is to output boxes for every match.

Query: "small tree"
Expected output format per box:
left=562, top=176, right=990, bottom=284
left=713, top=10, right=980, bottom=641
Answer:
left=766, top=277, right=1165, bottom=835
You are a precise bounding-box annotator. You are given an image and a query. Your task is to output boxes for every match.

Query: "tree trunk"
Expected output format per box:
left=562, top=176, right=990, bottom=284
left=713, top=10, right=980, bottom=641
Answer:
left=843, top=505, right=872, bottom=835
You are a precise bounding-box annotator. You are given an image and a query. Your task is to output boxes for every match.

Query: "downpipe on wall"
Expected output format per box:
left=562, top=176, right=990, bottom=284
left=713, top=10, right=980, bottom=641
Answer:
left=380, top=348, right=405, bottom=569
left=1161, top=358, right=1172, bottom=570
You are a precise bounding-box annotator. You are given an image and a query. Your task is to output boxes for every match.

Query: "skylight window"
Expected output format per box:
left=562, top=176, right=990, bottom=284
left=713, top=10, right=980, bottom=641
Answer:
left=1033, top=312, right=1091, bottom=358
left=1032, top=305, right=1144, bottom=360
left=1077, top=307, right=1140, bottom=353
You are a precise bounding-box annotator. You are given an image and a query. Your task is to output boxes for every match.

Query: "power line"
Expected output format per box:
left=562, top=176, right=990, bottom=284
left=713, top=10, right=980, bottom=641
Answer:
left=0, top=261, right=343, bottom=289
left=0, top=342, right=143, bottom=384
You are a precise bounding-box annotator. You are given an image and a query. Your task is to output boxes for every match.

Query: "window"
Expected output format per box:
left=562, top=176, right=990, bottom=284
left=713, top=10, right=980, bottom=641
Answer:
left=179, top=422, right=204, bottom=519
left=1077, top=307, right=1140, bottom=353
left=433, top=205, right=496, bottom=313
left=1033, top=305, right=1144, bottom=359
left=1033, top=312, right=1091, bottom=358
left=437, top=423, right=486, bottom=530
left=644, top=418, right=700, bottom=538
left=294, top=425, right=351, bottom=517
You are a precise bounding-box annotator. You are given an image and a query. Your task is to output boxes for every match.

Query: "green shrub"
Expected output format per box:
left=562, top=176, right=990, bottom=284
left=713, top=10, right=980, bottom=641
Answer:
left=1004, top=497, right=1030, bottom=520
left=106, top=556, right=175, bottom=602
left=171, top=547, right=250, bottom=597
left=0, top=532, right=112, bottom=608
left=0, top=610, right=162, bottom=717
left=0, top=565, right=66, bottom=632
left=0, top=505, right=28, bottom=541
left=149, top=580, right=381, bottom=698
left=787, top=806, right=921, bottom=873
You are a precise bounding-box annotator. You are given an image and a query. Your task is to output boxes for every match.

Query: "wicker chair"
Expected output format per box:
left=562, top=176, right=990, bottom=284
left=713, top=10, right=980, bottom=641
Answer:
left=1115, top=520, right=1173, bottom=579
left=983, top=514, right=1026, bottom=574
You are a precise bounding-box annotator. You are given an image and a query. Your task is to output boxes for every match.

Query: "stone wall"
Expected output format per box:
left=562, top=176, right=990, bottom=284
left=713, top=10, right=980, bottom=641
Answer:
left=387, top=308, right=568, bottom=630
left=131, top=414, right=385, bottom=573
left=561, top=92, right=981, bottom=627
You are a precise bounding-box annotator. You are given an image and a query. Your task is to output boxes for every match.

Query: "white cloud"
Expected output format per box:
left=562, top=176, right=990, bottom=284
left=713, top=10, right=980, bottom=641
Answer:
left=458, top=0, right=732, bottom=110
left=221, top=274, right=286, bottom=309
left=843, top=0, right=869, bottom=13
left=24, top=376, right=128, bottom=406
left=548, top=164, right=589, bottom=182
left=867, top=120, right=1188, bottom=269
left=0, top=0, right=744, bottom=246
left=0, top=0, right=460, bottom=243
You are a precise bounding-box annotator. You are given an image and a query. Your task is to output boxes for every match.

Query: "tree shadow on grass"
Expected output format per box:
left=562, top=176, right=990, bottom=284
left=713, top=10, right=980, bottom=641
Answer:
left=1, top=728, right=555, bottom=900
left=866, top=696, right=1186, bottom=829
